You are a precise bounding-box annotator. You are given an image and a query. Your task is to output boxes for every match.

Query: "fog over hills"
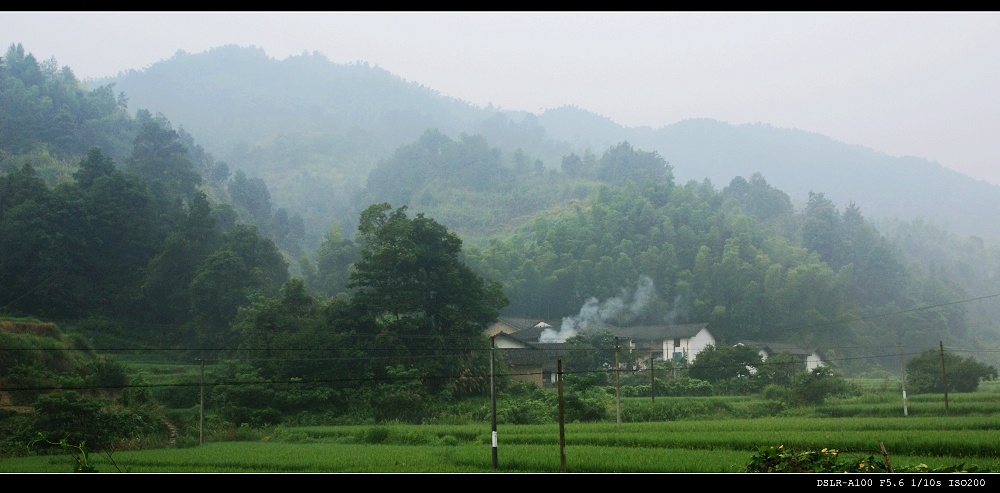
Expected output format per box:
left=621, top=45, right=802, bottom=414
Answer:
left=106, top=45, right=1000, bottom=242
left=539, top=108, right=1000, bottom=240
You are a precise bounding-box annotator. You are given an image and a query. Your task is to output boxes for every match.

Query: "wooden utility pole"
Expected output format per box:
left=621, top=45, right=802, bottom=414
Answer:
left=650, top=353, right=655, bottom=402
left=614, top=337, right=621, bottom=429
left=490, top=336, right=498, bottom=470
left=557, top=359, right=566, bottom=473
left=197, top=358, right=205, bottom=446
left=879, top=441, right=894, bottom=473
left=939, top=341, right=949, bottom=415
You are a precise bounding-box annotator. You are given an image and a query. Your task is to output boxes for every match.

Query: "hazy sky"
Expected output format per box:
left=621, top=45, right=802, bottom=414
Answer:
left=3, top=12, right=999, bottom=185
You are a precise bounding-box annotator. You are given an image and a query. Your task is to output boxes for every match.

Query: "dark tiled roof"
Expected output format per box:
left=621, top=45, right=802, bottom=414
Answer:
left=497, top=317, right=553, bottom=332
left=499, top=343, right=568, bottom=369
left=611, top=323, right=710, bottom=341
left=491, top=318, right=710, bottom=344
left=739, top=341, right=818, bottom=356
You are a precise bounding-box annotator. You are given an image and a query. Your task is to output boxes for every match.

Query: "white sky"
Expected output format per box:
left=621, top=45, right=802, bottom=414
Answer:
left=3, top=11, right=999, bottom=185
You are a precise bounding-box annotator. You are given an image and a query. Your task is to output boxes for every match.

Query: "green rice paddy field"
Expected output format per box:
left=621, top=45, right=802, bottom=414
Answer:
left=2, top=415, right=998, bottom=473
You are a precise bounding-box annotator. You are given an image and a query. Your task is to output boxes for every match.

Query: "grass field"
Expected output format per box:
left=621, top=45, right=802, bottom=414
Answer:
left=2, top=415, right=998, bottom=473
left=3, top=364, right=998, bottom=473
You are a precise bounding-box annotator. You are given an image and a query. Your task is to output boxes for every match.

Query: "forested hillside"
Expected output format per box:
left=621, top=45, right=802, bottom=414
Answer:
left=538, top=110, right=1000, bottom=240
left=0, top=44, right=293, bottom=346
left=3, top=41, right=999, bottom=372
left=107, top=45, right=1000, bottom=245
left=3, top=42, right=1000, bottom=455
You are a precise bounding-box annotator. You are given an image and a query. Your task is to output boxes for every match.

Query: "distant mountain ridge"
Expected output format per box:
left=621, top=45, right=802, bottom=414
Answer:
left=102, top=45, right=490, bottom=158
left=538, top=107, right=1000, bottom=239
left=106, top=45, right=1000, bottom=242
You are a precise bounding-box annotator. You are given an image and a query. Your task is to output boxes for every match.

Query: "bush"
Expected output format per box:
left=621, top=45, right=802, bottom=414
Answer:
left=762, top=383, right=790, bottom=402
left=747, top=445, right=989, bottom=473
left=906, top=349, right=997, bottom=394
left=746, top=445, right=884, bottom=473
left=496, top=396, right=555, bottom=424
left=688, top=344, right=763, bottom=383
left=789, top=367, right=855, bottom=406
left=622, top=377, right=714, bottom=397
left=28, top=391, right=164, bottom=453
left=562, top=388, right=611, bottom=422
left=712, top=376, right=764, bottom=395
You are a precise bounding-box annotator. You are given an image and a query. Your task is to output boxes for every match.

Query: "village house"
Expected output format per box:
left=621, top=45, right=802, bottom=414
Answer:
left=609, top=323, right=715, bottom=365
left=737, top=341, right=827, bottom=372
left=485, top=318, right=717, bottom=386
left=486, top=320, right=567, bottom=386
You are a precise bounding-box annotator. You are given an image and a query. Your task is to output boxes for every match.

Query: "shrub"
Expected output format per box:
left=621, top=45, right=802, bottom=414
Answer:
left=27, top=391, right=164, bottom=453
left=746, top=445, right=882, bottom=473
left=789, top=367, right=855, bottom=406
left=906, top=349, right=997, bottom=394
left=747, top=444, right=989, bottom=473
left=497, top=396, right=555, bottom=424
left=562, top=388, right=611, bottom=422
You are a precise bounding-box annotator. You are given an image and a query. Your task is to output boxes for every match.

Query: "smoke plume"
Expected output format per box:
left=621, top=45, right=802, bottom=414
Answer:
left=539, top=276, right=656, bottom=343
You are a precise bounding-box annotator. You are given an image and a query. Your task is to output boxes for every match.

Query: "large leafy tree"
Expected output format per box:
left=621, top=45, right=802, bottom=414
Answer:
left=687, top=343, right=764, bottom=383
left=597, top=141, right=673, bottom=187
left=350, top=203, right=507, bottom=328
left=306, top=221, right=360, bottom=298
left=126, top=119, right=202, bottom=203
left=906, top=349, right=997, bottom=394
left=348, top=203, right=507, bottom=395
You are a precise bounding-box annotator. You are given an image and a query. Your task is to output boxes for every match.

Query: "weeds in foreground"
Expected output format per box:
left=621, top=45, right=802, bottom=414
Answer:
left=746, top=444, right=988, bottom=473
left=28, top=433, right=129, bottom=472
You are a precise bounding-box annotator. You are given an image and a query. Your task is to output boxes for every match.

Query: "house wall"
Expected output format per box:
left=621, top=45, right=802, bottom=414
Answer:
left=806, top=353, right=825, bottom=371
left=510, top=365, right=544, bottom=387
left=484, top=321, right=519, bottom=338
left=494, top=337, right=528, bottom=349
left=661, top=328, right=716, bottom=363
left=688, top=329, right=716, bottom=363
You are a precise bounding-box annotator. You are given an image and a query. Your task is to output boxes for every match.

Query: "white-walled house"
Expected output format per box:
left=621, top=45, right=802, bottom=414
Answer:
left=484, top=318, right=717, bottom=385
left=610, top=323, right=716, bottom=364
left=738, top=341, right=827, bottom=372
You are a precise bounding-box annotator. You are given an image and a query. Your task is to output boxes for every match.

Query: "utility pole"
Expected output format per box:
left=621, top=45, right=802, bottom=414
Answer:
left=614, top=337, right=621, bottom=429
left=557, top=359, right=566, bottom=473
left=490, top=336, right=498, bottom=470
left=650, top=353, right=655, bottom=402
left=898, top=345, right=908, bottom=416
left=197, top=357, right=205, bottom=446
left=939, top=341, right=949, bottom=415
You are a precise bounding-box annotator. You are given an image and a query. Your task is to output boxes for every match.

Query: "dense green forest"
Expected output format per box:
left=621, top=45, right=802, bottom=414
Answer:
left=3, top=40, right=999, bottom=368
left=2, top=43, right=999, bottom=452
left=108, top=45, right=1000, bottom=244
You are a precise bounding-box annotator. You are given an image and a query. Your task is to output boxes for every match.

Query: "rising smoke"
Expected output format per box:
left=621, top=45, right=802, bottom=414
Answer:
left=539, top=275, right=657, bottom=343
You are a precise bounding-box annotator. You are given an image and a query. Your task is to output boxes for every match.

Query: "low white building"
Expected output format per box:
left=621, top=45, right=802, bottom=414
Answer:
left=738, top=341, right=827, bottom=372
left=611, top=323, right=716, bottom=364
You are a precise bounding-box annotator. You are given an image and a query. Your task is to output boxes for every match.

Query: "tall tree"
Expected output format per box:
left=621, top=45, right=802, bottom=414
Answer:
left=126, top=119, right=202, bottom=202
left=73, top=147, right=116, bottom=189
left=801, top=192, right=842, bottom=266
left=597, top=141, right=673, bottom=187
left=348, top=203, right=507, bottom=395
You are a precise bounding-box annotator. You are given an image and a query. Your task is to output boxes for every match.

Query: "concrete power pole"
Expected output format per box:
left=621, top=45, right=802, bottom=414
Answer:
left=490, top=336, right=498, bottom=470
left=557, top=359, right=566, bottom=473
left=614, top=337, right=621, bottom=429
left=898, top=345, right=908, bottom=416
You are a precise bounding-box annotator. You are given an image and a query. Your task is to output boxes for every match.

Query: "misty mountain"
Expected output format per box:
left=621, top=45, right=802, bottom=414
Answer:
left=103, top=44, right=1000, bottom=243
left=5, top=42, right=998, bottom=370
left=101, top=45, right=489, bottom=157
left=538, top=108, right=1000, bottom=241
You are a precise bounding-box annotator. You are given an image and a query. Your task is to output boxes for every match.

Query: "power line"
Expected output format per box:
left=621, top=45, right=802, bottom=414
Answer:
left=775, top=292, right=1000, bottom=334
